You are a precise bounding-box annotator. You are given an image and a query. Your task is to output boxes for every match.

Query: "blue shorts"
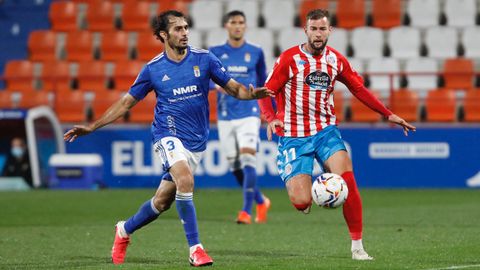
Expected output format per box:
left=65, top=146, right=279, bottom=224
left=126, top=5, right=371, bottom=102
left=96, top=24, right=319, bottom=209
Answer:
left=276, top=125, right=347, bottom=182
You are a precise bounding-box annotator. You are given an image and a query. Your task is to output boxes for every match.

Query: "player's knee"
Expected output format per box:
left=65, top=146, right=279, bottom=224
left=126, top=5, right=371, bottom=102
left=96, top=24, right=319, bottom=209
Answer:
left=152, top=196, right=172, bottom=213
left=175, top=175, right=194, bottom=193
left=239, top=153, right=256, bottom=168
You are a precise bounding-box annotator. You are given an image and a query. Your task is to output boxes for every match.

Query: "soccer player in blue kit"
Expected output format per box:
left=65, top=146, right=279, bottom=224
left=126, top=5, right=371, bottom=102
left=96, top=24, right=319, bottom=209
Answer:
left=63, top=10, right=272, bottom=267
left=209, top=10, right=271, bottom=224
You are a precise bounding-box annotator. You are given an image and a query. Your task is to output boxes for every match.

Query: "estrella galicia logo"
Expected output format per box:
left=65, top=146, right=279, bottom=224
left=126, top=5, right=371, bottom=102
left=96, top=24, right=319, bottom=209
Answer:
left=305, top=71, right=331, bottom=90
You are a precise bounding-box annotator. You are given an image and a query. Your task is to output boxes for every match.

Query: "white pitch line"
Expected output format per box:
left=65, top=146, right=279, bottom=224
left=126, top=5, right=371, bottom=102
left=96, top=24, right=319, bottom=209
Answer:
left=423, top=264, right=480, bottom=270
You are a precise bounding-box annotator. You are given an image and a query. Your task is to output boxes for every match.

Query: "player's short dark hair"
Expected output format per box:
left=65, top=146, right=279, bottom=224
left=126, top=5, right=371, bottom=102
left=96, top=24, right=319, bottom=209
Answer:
left=306, top=9, right=330, bottom=23
left=223, top=10, right=246, bottom=25
left=152, top=10, right=186, bottom=43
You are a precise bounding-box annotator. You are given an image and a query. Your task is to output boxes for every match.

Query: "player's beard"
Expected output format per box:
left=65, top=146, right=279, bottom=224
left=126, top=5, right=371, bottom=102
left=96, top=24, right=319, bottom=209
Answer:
left=166, top=34, right=188, bottom=54
left=309, top=37, right=328, bottom=54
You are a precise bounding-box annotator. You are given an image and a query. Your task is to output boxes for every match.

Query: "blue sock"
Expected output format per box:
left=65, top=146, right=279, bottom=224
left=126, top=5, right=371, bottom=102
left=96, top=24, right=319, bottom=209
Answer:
left=124, top=198, right=160, bottom=235
left=242, top=165, right=256, bottom=214
left=255, top=188, right=264, bottom=204
left=176, top=192, right=200, bottom=247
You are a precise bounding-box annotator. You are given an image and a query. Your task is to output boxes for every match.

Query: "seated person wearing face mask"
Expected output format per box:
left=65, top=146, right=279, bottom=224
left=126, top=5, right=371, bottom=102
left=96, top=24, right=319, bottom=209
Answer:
left=2, top=137, right=33, bottom=187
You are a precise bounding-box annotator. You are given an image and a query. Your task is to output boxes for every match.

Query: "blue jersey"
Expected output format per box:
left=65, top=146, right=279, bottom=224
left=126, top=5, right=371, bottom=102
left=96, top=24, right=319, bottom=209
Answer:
left=209, top=42, right=267, bottom=120
left=128, top=46, right=231, bottom=152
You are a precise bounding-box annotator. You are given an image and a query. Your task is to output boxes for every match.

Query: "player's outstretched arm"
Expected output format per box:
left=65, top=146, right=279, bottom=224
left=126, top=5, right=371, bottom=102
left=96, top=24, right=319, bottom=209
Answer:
left=223, top=79, right=274, bottom=100
left=64, top=93, right=138, bottom=142
left=387, top=114, right=416, bottom=136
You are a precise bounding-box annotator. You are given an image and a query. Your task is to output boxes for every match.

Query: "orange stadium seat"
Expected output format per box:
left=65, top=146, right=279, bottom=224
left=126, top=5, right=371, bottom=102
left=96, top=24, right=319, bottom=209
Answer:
left=336, top=0, right=365, bottom=29
left=113, top=60, right=144, bottom=90
left=41, top=61, right=72, bottom=91
left=136, top=31, right=164, bottom=61
left=443, top=58, right=474, bottom=90
left=157, top=0, right=189, bottom=15
left=350, top=90, right=382, bottom=122
left=463, top=89, right=480, bottom=122
left=298, top=0, right=329, bottom=27
left=4, top=60, right=35, bottom=91
left=92, top=91, right=123, bottom=121
left=333, top=93, right=344, bottom=122
left=86, top=1, right=116, bottom=31
left=372, top=0, right=401, bottom=29
left=28, top=30, right=57, bottom=61
left=100, top=31, right=130, bottom=61
left=121, top=1, right=152, bottom=31
left=0, top=91, right=14, bottom=109
left=208, top=90, right=217, bottom=123
left=425, top=88, right=457, bottom=122
left=18, top=90, right=52, bottom=108
left=129, top=93, right=156, bottom=123
left=49, top=1, right=78, bottom=31
left=55, top=90, right=87, bottom=123
left=77, top=61, right=109, bottom=91
left=390, top=88, right=420, bottom=122
left=65, top=31, right=94, bottom=61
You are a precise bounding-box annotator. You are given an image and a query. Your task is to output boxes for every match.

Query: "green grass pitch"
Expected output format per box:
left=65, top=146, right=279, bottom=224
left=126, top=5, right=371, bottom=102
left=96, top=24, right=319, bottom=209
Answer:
left=1, top=189, right=479, bottom=270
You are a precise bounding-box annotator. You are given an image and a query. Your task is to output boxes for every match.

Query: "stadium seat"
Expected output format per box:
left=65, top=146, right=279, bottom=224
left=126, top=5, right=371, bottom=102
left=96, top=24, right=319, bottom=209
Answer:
left=100, top=31, right=131, bottom=61
left=18, top=90, right=52, bottom=108
left=205, top=29, right=227, bottom=48
left=371, top=0, right=401, bottom=29
left=298, top=0, right=329, bottom=27
left=444, top=0, right=476, bottom=27
left=92, top=91, right=124, bottom=121
left=49, top=1, right=78, bottom=31
left=0, top=91, right=15, bottom=109
left=121, top=1, right=152, bottom=31
left=333, top=92, right=344, bottom=122
left=443, top=58, right=474, bottom=90
left=350, top=90, right=382, bottom=122
left=336, top=0, right=365, bottom=29
left=262, top=0, right=296, bottom=29
left=278, top=27, right=305, bottom=52
left=28, top=30, right=57, bottom=61
left=65, top=31, right=95, bottom=61
left=387, top=26, right=421, bottom=59
left=328, top=28, right=348, bottom=56
left=136, top=31, right=164, bottom=61
left=208, top=90, right=217, bottom=123
left=188, top=29, right=204, bottom=49
left=425, top=27, right=459, bottom=58
left=190, top=0, right=223, bottom=29
left=425, top=89, right=457, bottom=122
left=463, top=90, right=480, bottom=122
left=366, top=58, right=400, bottom=97
left=350, top=27, right=383, bottom=59
left=77, top=61, right=109, bottom=91
left=390, top=88, right=420, bottom=122
left=4, top=60, right=35, bottom=91
left=86, top=1, right=116, bottom=31
left=55, top=90, right=87, bottom=123
left=226, top=0, right=260, bottom=27
left=113, top=60, right=144, bottom=90
left=245, top=28, right=275, bottom=59
left=462, top=27, right=480, bottom=58
left=157, top=0, right=189, bottom=15
left=404, top=58, right=439, bottom=96
left=407, top=0, right=440, bottom=27
left=41, top=61, right=72, bottom=91
left=129, top=92, right=156, bottom=123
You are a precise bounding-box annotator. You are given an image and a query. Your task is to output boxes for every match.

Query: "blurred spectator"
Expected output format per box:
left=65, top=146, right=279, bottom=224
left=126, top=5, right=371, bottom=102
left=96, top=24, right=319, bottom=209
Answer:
left=2, top=137, right=32, bottom=187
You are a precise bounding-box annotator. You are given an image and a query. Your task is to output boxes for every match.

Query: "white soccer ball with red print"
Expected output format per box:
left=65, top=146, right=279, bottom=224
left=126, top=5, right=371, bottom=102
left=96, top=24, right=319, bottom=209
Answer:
left=311, top=173, right=348, bottom=208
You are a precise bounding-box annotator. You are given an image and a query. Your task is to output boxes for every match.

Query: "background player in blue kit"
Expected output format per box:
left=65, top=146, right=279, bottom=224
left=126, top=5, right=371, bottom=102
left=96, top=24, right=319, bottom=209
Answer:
left=209, top=10, right=271, bottom=224
left=63, top=10, right=272, bottom=267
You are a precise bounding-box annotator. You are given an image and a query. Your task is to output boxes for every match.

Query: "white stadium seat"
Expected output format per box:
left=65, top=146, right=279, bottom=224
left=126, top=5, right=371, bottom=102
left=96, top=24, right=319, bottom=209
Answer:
left=404, top=58, right=438, bottom=97
left=387, top=26, right=421, bottom=59
left=245, top=28, right=275, bottom=59
left=261, top=0, right=295, bottom=29
left=366, top=58, right=400, bottom=97
left=444, top=0, right=476, bottom=27
left=462, top=27, right=480, bottom=58
left=328, top=28, right=348, bottom=56
left=277, top=27, right=305, bottom=52
left=190, top=0, right=223, bottom=29
left=205, top=28, right=227, bottom=48
left=351, top=27, right=384, bottom=59
left=425, top=27, right=458, bottom=58
left=407, top=0, right=440, bottom=27
left=188, top=29, right=204, bottom=49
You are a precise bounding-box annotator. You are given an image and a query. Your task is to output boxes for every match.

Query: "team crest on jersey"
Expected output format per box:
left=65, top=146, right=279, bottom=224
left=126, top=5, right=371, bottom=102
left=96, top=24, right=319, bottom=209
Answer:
left=244, top=53, right=251, bottom=62
left=193, top=66, right=200, bottom=77
left=327, top=55, right=336, bottom=66
left=305, top=71, right=331, bottom=90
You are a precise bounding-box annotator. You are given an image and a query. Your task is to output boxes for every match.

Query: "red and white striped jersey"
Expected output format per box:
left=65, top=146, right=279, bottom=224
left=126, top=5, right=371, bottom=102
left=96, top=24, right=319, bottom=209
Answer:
left=262, top=44, right=390, bottom=137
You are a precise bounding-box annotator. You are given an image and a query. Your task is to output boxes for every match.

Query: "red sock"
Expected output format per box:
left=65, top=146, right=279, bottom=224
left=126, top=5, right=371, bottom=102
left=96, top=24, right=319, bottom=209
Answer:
left=341, top=171, right=363, bottom=240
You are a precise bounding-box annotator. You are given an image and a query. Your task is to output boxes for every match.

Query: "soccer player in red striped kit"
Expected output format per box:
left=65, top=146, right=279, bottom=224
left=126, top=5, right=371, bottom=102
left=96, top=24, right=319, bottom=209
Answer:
left=258, top=9, right=416, bottom=260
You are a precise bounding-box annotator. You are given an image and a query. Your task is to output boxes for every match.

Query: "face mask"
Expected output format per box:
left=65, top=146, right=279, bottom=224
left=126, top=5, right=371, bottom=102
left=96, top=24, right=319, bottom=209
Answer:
left=11, top=147, right=24, bottom=158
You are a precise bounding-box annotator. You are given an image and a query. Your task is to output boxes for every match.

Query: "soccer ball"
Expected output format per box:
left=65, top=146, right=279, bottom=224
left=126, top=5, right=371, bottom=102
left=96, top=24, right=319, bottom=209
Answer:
left=311, top=173, right=349, bottom=208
